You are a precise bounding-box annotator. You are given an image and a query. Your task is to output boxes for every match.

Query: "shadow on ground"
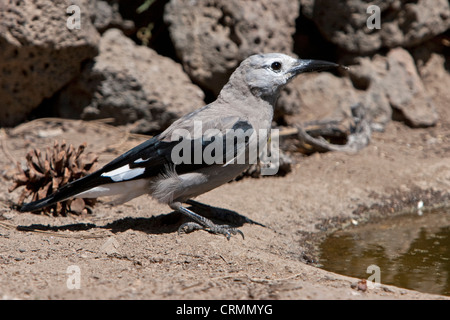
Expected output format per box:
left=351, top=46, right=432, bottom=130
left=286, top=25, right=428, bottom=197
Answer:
left=15, top=200, right=265, bottom=236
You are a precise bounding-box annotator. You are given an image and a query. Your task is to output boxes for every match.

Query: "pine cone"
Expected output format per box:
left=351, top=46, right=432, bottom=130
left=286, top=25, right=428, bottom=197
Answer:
left=9, top=140, right=99, bottom=216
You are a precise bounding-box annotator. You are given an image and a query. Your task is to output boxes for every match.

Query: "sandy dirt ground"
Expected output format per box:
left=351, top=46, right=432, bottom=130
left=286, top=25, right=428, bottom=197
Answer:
left=1, top=100, right=450, bottom=300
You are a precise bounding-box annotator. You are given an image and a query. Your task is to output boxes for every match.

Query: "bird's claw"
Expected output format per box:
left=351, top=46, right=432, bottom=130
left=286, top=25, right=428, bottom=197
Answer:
left=178, top=222, right=244, bottom=240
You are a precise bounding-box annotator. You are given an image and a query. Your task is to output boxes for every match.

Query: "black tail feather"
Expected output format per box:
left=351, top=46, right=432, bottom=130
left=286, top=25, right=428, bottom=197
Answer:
left=19, top=171, right=107, bottom=212
left=20, top=195, right=58, bottom=212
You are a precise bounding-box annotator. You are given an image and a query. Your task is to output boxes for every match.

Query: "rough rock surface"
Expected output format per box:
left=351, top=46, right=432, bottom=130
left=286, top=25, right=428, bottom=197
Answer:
left=412, top=39, right=450, bottom=122
left=53, top=29, right=205, bottom=133
left=0, top=0, right=100, bottom=126
left=280, top=47, right=439, bottom=131
left=285, top=72, right=358, bottom=127
left=164, top=0, right=300, bottom=94
left=349, top=48, right=438, bottom=128
left=89, top=0, right=135, bottom=34
left=383, top=48, right=438, bottom=127
left=301, top=0, right=450, bottom=54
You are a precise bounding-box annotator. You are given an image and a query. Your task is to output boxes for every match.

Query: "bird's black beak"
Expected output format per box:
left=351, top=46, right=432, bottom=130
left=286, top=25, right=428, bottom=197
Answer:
left=289, top=59, right=341, bottom=76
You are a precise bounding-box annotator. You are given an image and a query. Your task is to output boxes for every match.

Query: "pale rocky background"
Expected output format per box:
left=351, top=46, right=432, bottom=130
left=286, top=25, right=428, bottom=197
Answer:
left=1, top=0, right=448, bottom=132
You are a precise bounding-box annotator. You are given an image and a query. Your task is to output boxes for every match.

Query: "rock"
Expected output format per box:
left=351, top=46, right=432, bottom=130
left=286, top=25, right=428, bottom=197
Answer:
left=164, top=0, right=299, bottom=94
left=89, top=0, right=135, bottom=35
left=348, top=48, right=438, bottom=128
left=348, top=55, right=393, bottom=129
left=413, top=47, right=450, bottom=122
left=281, top=47, right=439, bottom=131
left=279, top=71, right=374, bottom=151
left=53, top=29, right=205, bottom=133
left=301, top=0, right=450, bottom=54
left=284, top=72, right=359, bottom=130
left=384, top=48, right=438, bottom=127
left=100, top=236, right=120, bottom=255
left=0, top=0, right=100, bottom=127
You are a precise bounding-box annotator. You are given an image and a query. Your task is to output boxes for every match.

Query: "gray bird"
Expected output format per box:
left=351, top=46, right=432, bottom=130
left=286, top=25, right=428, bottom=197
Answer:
left=20, top=53, right=340, bottom=239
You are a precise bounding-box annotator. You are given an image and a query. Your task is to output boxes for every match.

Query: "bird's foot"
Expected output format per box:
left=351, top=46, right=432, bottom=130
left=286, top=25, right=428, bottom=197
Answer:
left=170, top=202, right=244, bottom=240
left=178, top=221, right=244, bottom=240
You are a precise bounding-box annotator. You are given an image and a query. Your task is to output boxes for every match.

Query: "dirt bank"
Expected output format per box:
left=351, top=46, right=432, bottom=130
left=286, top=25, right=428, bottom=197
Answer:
left=1, top=114, right=450, bottom=300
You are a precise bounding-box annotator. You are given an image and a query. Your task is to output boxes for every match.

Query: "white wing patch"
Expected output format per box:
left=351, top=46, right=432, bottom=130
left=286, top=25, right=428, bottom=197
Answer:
left=134, top=158, right=148, bottom=164
left=101, top=164, right=145, bottom=182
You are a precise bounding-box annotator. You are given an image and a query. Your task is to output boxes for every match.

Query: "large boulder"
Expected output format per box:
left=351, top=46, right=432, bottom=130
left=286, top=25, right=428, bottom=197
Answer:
left=287, top=72, right=358, bottom=123
left=281, top=47, right=439, bottom=131
left=283, top=72, right=360, bottom=137
left=0, top=0, right=100, bottom=126
left=349, top=48, right=438, bottom=128
left=53, top=29, right=205, bottom=133
left=164, top=0, right=300, bottom=94
left=412, top=39, right=450, bottom=121
left=301, top=0, right=450, bottom=54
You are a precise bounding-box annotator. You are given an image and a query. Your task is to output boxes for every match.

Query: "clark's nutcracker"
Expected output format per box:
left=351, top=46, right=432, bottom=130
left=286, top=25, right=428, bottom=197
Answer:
left=20, top=53, right=340, bottom=239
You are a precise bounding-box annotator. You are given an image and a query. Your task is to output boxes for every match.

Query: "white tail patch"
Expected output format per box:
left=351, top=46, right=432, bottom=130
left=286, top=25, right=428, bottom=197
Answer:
left=74, top=180, right=149, bottom=201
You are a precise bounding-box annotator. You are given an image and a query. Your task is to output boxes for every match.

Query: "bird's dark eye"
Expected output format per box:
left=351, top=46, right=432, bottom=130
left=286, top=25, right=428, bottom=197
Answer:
left=271, top=61, right=282, bottom=71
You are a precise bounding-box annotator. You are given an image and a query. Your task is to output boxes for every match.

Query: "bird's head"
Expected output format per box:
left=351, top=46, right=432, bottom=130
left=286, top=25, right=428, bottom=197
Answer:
left=239, top=53, right=340, bottom=103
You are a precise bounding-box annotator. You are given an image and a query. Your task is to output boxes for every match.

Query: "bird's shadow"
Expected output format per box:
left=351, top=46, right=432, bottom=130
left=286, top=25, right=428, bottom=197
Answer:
left=16, top=200, right=265, bottom=236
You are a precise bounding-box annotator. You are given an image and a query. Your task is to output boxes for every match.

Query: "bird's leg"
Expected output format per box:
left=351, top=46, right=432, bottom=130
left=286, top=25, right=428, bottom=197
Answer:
left=185, top=199, right=265, bottom=227
left=169, top=202, right=244, bottom=240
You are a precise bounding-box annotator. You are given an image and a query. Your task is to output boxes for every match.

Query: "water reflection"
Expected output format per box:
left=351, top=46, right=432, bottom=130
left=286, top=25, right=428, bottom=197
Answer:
left=319, top=209, right=450, bottom=296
